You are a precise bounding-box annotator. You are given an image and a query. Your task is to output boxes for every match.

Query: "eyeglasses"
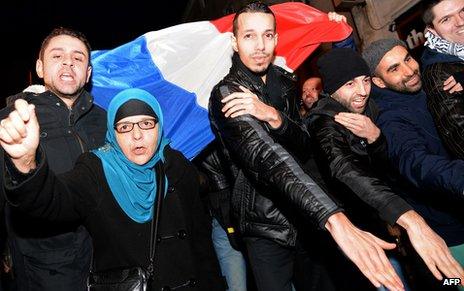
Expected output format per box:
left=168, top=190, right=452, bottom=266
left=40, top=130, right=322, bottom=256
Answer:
left=114, top=118, right=158, bottom=133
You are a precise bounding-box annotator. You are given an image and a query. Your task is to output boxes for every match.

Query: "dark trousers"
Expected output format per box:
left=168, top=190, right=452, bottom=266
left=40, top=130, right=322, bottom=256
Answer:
left=244, top=236, right=337, bottom=291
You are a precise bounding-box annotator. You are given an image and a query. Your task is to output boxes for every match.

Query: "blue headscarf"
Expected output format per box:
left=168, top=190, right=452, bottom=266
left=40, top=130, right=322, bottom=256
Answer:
left=93, top=88, right=169, bottom=223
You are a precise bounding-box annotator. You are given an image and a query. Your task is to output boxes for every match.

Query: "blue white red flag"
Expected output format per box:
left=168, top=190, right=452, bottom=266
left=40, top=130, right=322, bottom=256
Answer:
left=90, top=2, right=352, bottom=159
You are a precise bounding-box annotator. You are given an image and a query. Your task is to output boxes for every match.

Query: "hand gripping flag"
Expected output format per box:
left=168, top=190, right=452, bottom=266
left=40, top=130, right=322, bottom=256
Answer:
left=90, top=2, right=352, bottom=159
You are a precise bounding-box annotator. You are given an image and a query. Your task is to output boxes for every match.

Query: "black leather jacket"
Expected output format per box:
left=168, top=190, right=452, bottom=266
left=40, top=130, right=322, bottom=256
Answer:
left=208, top=55, right=341, bottom=247
left=421, top=48, right=464, bottom=160
left=307, top=97, right=412, bottom=234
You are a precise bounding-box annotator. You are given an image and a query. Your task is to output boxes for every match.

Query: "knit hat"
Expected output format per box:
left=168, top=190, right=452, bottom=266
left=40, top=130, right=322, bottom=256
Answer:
left=362, top=38, right=407, bottom=74
left=317, top=48, right=371, bottom=95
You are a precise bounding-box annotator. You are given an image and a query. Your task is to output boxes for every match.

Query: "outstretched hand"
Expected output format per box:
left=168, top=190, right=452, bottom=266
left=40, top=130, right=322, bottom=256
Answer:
left=325, top=212, right=405, bottom=291
left=398, top=211, right=464, bottom=283
left=0, top=99, right=39, bottom=173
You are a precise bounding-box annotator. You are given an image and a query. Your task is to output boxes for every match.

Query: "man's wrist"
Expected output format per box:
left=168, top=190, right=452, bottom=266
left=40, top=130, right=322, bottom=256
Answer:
left=367, top=127, right=381, bottom=144
left=267, top=108, right=282, bottom=129
left=11, top=154, right=37, bottom=174
left=325, top=212, right=348, bottom=232
left=396, top=210, right=424, bottom=231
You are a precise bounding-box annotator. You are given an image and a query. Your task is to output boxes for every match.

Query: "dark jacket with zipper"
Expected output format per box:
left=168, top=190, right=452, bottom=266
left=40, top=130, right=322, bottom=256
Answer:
left=208, top=54, right=341, bottom=247
left=4, top=147, right=225, bottom=290
left=421, top=47, right=464, bottom=160
left=1, top=89, right=106, bottom=290
left=307, top=96, right=412, bottom=237
left=373, top=86, right=464, bottom=246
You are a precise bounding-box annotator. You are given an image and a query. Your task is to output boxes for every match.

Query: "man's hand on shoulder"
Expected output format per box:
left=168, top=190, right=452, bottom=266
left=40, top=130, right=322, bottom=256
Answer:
left=221, top=85, right=282, bottom=128
left=334, top=112, right=380, bottom=144
left=443, top=75, right=463, bottom=94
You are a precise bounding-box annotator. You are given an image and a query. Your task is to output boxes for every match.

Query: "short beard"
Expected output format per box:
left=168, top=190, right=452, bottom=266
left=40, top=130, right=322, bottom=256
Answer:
left=386, top=82, right=421, bottom=94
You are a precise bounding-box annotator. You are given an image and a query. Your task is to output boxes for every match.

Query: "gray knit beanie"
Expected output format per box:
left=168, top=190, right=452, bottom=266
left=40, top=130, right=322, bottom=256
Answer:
left=362, top=38, right=407, bottom=75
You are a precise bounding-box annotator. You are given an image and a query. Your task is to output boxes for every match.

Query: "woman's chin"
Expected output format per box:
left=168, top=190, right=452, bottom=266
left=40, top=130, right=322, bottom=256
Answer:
left=128, top=155, right=150, bottom=165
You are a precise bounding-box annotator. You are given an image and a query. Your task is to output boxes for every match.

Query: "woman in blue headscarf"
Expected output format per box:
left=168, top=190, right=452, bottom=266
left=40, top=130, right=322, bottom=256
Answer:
left=0, top=88, right=225, bottom=290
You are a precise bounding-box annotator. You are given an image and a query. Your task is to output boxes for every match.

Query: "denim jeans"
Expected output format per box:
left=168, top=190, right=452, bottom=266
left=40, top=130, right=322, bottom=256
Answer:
left=212, top=218, right=247, bottom=291
left=377, top=256, right=411, bottom=291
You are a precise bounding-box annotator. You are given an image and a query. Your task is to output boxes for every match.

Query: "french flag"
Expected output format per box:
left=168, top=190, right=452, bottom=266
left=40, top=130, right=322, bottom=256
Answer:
left=90, top=2, right=352, bottom=159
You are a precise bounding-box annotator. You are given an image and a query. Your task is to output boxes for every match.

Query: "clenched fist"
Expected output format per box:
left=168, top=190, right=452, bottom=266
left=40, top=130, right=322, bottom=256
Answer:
left=0, top=99, right=40, bottom=173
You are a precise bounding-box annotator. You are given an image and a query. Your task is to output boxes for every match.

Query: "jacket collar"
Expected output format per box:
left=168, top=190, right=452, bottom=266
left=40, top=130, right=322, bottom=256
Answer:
left=229, top=53, right=288, bottom=111
left=231, top=53, right=267, bottom=87
left=371, top=85, right=427, bottom=111
left=421, top=47, right=462, bottom=69
left=40, top=89, right=94, bottom=117
left=309, top=93, right=378, bottom=120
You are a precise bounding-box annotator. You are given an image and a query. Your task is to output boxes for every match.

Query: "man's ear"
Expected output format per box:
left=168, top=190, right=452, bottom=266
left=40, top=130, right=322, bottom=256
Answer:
left=372, top=76, right=386, bottom=88
left=85, top=65, right=92, bottom=83
left=427, top=25, right=438, bottom=36
left=36, top=59, right=44, bottom=79
left=231, top=35, right=238, bottom=52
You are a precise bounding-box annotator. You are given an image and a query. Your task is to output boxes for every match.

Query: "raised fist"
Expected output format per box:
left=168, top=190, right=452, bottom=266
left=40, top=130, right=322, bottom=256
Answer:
left=0, top=99, right=40, bottom=172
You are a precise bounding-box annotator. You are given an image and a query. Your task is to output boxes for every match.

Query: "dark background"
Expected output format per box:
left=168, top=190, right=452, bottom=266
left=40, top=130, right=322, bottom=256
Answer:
left=1, top=0, right=190, bottom=103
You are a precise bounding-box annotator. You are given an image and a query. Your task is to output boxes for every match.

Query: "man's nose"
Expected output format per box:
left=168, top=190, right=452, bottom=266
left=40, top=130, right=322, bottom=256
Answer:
left=62, top=55, right=74, bottom=67
left=255, top=36, right=265, bottom=50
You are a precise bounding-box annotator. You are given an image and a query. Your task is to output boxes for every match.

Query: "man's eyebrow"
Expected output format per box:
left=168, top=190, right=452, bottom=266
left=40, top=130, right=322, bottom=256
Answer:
left=48, top=47, right=86, bottom=56
left=387, top=63, right=399, bottom=72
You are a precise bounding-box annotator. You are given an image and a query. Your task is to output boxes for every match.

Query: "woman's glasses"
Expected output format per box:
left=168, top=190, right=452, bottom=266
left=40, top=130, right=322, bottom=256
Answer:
left=114, top=118, right=158, bottom=133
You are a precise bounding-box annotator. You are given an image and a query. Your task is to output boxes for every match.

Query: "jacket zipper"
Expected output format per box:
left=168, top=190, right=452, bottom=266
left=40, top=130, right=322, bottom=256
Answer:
left=68, top=109, right=86, bottom=154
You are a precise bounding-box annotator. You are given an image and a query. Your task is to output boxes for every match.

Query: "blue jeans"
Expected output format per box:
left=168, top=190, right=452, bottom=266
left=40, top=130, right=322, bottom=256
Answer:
left=212, top=218, right=247, bottom=291
left=377, top=256, right=410, bottom=291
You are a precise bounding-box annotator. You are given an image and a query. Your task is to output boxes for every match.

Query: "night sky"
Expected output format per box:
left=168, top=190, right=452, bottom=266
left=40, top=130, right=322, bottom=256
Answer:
left=2, top=0, right=189, bottom=102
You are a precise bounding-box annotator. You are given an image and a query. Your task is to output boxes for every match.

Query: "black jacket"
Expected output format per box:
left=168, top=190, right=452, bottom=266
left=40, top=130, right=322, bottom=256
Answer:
left=208, top=55, right=341, bottom=247
left=1, top=90, right=106, bottom=290
left=307, top=97, right=412, bottom=235
left=421, top=47, right=464, bottom=160
left=193, top=141, right=242, bottom=250
left=5, top=146, right=225, bottom=290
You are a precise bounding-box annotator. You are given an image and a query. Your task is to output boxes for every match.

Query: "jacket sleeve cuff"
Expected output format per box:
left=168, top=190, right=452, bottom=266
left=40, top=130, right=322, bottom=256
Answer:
left=268, top=111, right=288, bottom=135
left=5, top=147, right=47, bottom=207
left=367, top=132, right=386, bottom=150
left=378, top=197, right=413, bottom=226
left=318, top=207, right=344, bottom=230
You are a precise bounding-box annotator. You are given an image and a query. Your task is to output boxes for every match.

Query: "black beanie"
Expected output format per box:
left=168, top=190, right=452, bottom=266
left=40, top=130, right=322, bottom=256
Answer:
left=317, top=48, right=371, bottom=95
left=114, top=99, right=157, bottom=125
